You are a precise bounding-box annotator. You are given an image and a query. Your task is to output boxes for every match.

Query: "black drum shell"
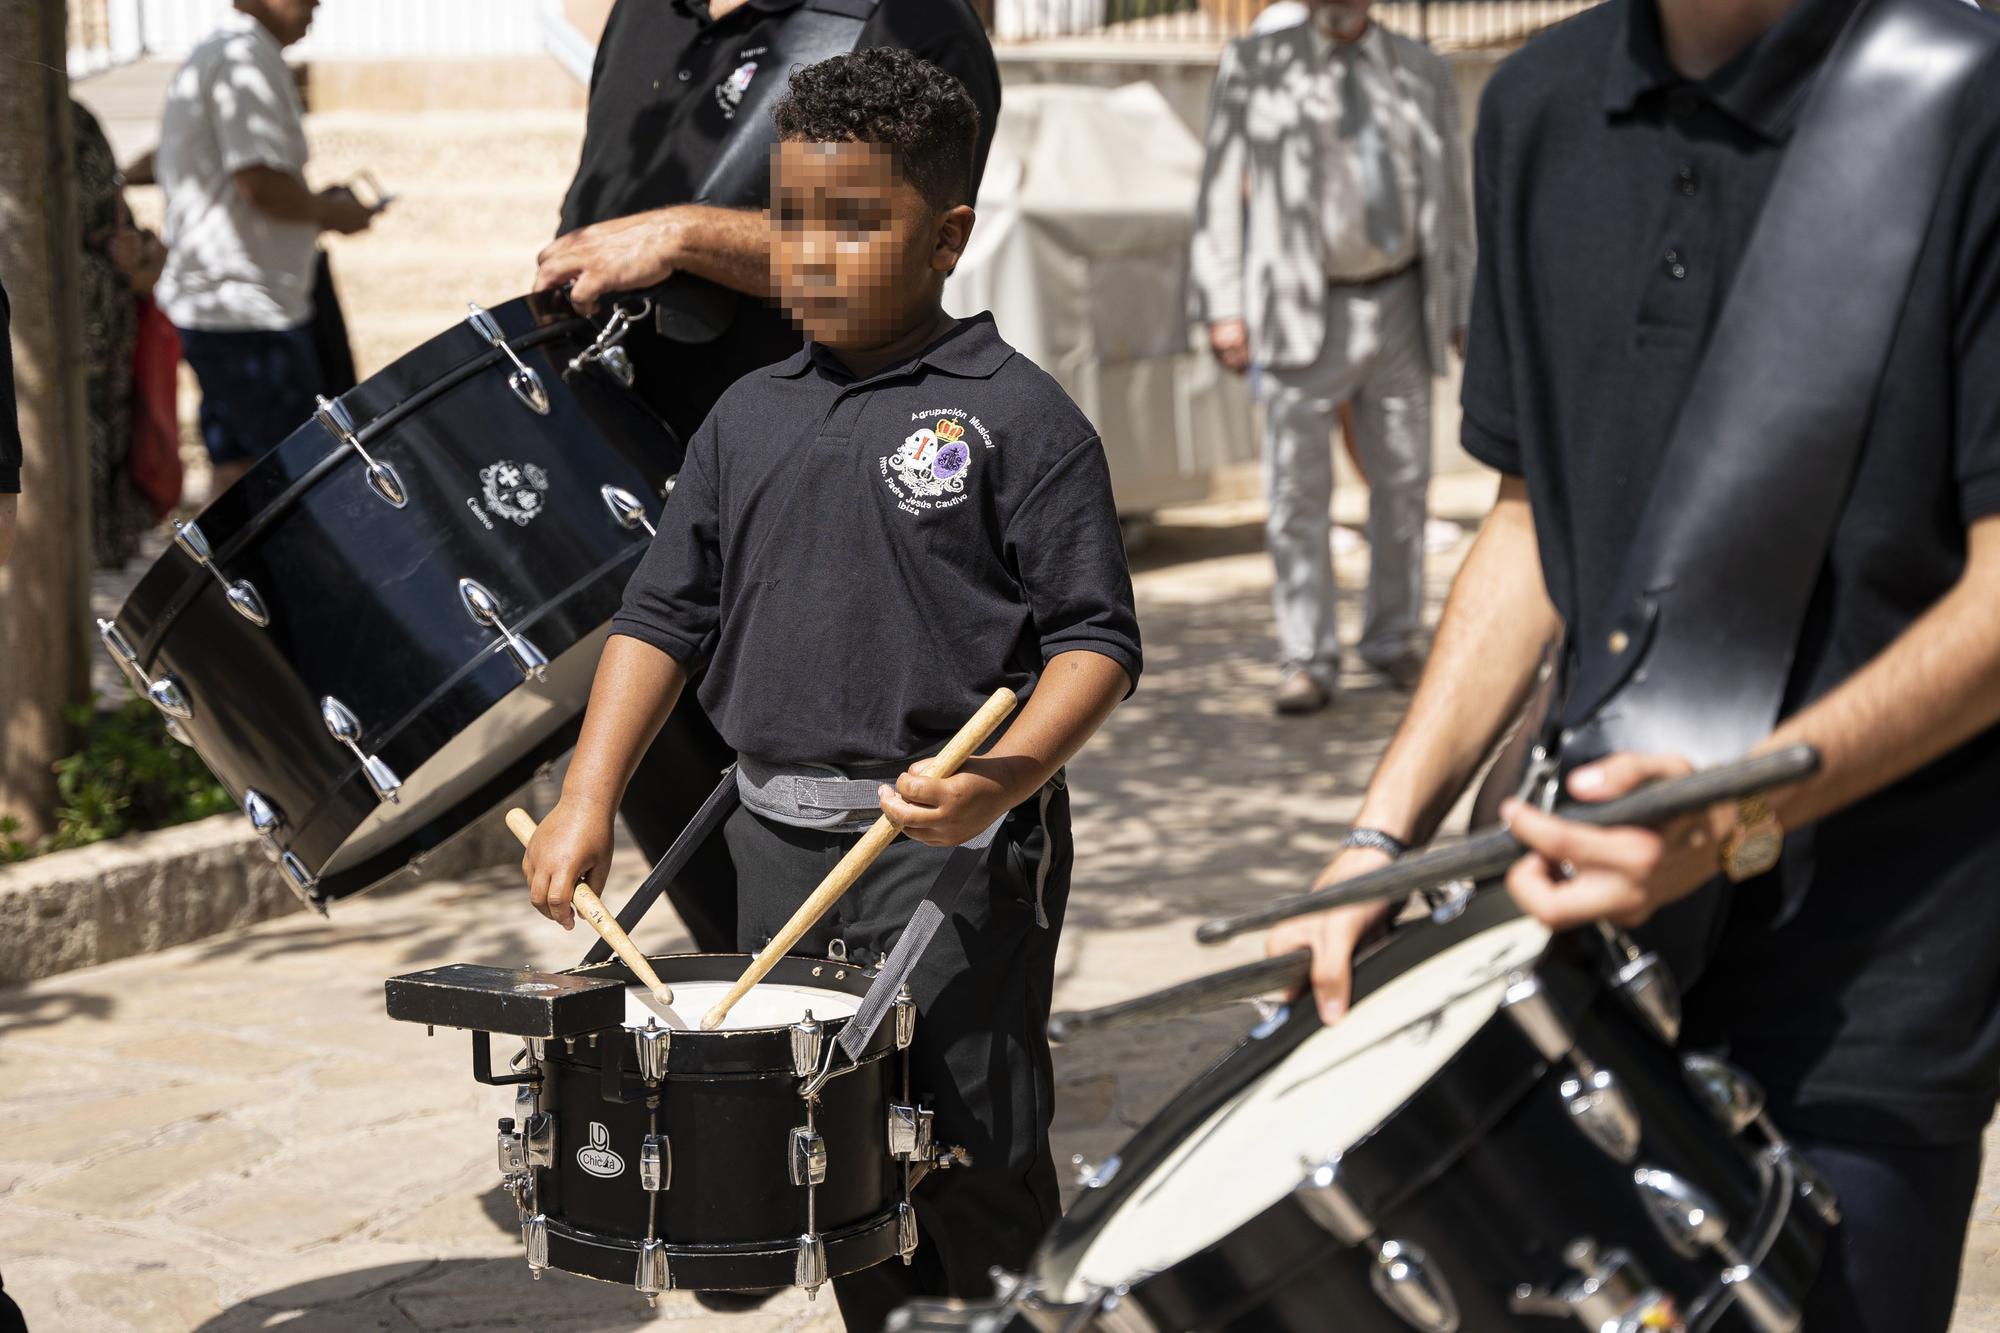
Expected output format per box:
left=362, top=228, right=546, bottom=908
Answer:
left=112, top=294, right=677, bottom=902
left=534, top=954, right=904, bottom=1290
left=1030, top=892, right=1829, bottom=1332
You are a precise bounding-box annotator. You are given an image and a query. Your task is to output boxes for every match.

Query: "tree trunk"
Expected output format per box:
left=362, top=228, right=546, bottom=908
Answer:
left=0, top=0, right=94, bottom=841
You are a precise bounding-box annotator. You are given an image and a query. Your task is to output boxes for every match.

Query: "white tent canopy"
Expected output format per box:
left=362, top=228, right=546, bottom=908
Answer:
left=946, top=82, right=1255, bottom=517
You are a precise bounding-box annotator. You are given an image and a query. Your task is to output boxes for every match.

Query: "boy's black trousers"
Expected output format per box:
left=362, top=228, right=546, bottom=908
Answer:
left=726, top=781, right=1073, bottom=1333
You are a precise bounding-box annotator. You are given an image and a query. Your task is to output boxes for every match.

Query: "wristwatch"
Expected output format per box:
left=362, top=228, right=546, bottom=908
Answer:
left=1720, top=796, right=1783, bottom=882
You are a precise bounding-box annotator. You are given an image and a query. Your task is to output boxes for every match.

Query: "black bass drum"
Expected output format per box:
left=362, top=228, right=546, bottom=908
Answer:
left=102, top=294, right=677, bottom=910
left=894, top=890, right=1835, bottom=1332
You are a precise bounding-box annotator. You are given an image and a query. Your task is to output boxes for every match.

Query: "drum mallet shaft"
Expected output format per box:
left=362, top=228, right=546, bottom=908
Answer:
left=506, top=807, right=679, bottom=1012
left=1048, top=951, right=1313, bottom=1044
left=701, top=687, right=1020, bottom=1032
left=1195, top=744, right=1821, bottom=946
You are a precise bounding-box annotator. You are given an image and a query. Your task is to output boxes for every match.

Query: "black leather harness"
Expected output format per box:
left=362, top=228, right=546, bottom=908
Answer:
left=1550, top=0, right=1999, bottom=979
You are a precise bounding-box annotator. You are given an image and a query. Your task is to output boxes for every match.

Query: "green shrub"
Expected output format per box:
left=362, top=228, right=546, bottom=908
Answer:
left=0, top=699, right=233, bottom=863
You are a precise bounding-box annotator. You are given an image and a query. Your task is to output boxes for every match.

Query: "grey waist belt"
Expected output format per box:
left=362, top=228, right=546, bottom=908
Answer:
left=735, top=755, right=1005, bottom=849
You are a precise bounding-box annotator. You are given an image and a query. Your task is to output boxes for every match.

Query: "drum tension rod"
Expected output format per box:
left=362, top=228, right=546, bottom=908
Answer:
left=471, top=1031, right=538, bottom=1087
left=173, top=521, right=270, bottom=627
left=468, top=302, right=552, bottom=415
left=314, top=394, right=407, bottom=509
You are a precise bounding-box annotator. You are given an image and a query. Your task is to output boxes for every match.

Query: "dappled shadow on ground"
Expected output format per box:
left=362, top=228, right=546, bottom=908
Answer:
left=0, top=986, right=117, bottom=1037
left=193, top=1257, right=663, bottom=1333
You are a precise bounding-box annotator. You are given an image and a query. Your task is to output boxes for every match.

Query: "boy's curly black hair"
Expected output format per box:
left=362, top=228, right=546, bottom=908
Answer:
left=771, top=47, right=980, bottom=212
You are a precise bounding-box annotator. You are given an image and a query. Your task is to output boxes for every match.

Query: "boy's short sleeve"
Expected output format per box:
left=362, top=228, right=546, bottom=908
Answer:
left=1004, top=435, right=1143, bottom=690
left=610, top=418, right=724, bottom=668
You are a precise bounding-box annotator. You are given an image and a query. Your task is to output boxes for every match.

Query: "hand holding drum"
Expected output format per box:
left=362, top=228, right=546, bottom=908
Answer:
left=700, top=687, right=1020, bottom=1032
left=506, top=807, right=680, bottom=1020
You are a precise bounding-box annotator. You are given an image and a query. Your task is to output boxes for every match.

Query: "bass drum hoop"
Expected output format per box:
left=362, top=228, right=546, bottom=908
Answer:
left=1032, top=889, right=1555, bottom=1313
left=543, top=1206, right=903, bottom=1291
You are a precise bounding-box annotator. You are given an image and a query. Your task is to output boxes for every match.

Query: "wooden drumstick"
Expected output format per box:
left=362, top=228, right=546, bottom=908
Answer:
left=506, top=807, right=680, bottom=1019
left=701, top=687, right=1019, bottom=1032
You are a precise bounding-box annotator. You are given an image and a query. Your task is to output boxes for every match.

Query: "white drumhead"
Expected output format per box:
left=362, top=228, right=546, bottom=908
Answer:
left=620, top=980, right=861, bottom=1031
left=1051, top=914, right=1551, bottom=1302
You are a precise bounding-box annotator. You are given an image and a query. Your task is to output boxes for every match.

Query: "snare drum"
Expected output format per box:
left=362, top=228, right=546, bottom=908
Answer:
left=895, top=891, right=1833, bottom=1332
left=101, top=293, right=680, bottom=911
left=495, top=953, right=929, bottom=1299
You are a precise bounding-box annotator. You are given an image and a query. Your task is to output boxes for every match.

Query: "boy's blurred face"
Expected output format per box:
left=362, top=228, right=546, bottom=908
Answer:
left=770, top=140, right=969, bottom=350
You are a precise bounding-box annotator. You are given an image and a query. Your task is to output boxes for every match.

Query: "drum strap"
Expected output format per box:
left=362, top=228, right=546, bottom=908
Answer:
left=578, top=765, right=742, bottom=967
left=1552, top=0, right=1998, bottom=979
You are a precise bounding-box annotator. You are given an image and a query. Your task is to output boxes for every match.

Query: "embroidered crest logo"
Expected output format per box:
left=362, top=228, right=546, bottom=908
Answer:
left=576, top=1121, right=625, bottom=1179
left=717, top=60, right=759, bottom=118
left=479, top=460, right=550, bottom=527
left=880, top=410, right=992, bottom=516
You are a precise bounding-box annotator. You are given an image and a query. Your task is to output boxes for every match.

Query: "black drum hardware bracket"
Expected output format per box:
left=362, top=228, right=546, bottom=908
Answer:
left=385, top=963, right=625, bottom=1039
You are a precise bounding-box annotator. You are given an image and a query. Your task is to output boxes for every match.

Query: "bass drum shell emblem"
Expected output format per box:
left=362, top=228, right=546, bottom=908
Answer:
left=480, top=460, right=551, bottom=527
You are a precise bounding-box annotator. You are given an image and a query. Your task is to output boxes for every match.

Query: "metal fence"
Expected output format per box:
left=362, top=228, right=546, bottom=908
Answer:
left=988, top=0, right=1601, bottom=47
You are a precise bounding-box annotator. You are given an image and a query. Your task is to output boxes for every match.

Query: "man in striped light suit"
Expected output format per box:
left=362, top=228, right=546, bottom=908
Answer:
left=1192, top=0, right=1473, bottom=714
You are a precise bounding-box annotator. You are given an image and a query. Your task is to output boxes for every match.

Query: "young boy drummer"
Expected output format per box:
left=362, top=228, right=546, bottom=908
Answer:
left=520, top=48, right=1141, bottom=1329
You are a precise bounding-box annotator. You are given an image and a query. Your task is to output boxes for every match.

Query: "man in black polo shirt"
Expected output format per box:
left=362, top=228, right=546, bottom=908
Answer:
left=524, top=51, right=1137, bottom=1328
left=531, top=0, right=1001, bottom=958
left=1269, top=0, right=2000, bottom=1326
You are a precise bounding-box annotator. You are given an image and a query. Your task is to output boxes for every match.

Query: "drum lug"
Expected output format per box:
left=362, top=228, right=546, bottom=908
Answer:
left=640, top=1133, right=669, bottom=1191
left=1424, top=878, right=1475, bottom=924
left=458, top=578, right=550, bottom=682
left=468, top=302, right=552, bottom=415
left=1370, top=1239, right=1460, bottom=1333
left=1295, top=1157, right=1373, bottom=1246
left=1682, top=1055, right=1841, bottom=1227
left=174, top=521, right=270, bottom=627
left=1681, top=1053, right=1765, bottom=1134
left=522, top=1213, right=549, bottom=1278
left=634, top=1021, right=670, bottom=1083
left=523, top=1111, right=556, bottom=1169
left=1500, top=973, right=1573, bottom=1061
left=321, top=697, right=402, bottom=804
left=790, top=1126, right=828, bottom=1187
left=889, top=1103, right=933, bottom=1162
left=1559, top=1067, right=1641, bottom=1163
left=897, top=1201, right=919, bottom=1262
left=1720, top=1262, right=1802, bottom=1333
left=243, top=790, right=326, bottom=915
left=1611, top=944, right=1682, bottom=1044
left=314, top=394, right=407, bottom=509
left=1633, top=1167, right=1730, bottom=1259
left=792, top=1012, right=825, bottom=1080
left=147, top=673, right=193, bottom=721
left=895, top=984, right=917, bottom=1050
left=600, top=484, right=657, bottom=538
left=795, top=1232, right=828, bottom=1296
left=635, top=1238, right=670, bottom=1304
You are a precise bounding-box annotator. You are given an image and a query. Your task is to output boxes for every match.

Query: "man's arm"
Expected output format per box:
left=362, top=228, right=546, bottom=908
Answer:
left=1267, top=476, right=1559, bottom=1019
left=522, top=635, right=690, bottom=928
left=880, top=651, right=1131, bottom=845
left=534, top=205, right=774, bottom=315
left=1191, top=41, right=1252, bottom=370
left=1506, top=513, right=2000, bottom=929
left=234, top=166, right=374, bottom=233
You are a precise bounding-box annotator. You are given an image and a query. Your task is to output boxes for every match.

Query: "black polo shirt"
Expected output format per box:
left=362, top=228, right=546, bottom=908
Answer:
left=557, top=0, right=1002, bottom=447
left=0, top=282, right=19, bottom=494
left=1464, top=0, right=2000, bottom=1143
left=611, top=313, right=1142, bottom=767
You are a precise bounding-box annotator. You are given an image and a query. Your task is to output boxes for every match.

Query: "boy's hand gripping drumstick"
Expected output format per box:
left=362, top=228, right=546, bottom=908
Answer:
left=506, top=808, right=682, bottom=1024
left=701, top=687, right=1019, bottom=1032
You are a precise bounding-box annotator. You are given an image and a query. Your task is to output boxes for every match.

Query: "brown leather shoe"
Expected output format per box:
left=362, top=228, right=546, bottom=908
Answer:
left=1274, top=669, right=1333, bottom=715
left=1361, top=649, right=1426, bottom=693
